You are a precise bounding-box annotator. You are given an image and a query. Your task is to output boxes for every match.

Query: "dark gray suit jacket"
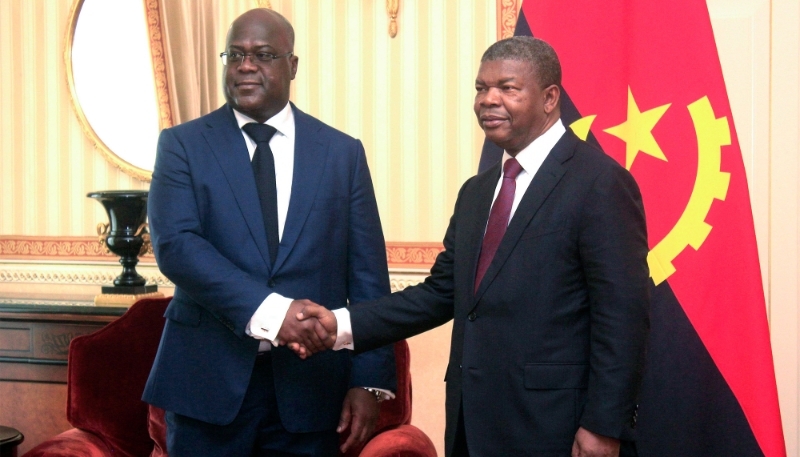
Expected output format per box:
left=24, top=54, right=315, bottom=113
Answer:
left=350, top=130, right=650, bottom=456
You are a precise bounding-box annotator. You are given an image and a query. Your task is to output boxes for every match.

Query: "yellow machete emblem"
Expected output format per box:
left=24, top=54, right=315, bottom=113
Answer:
left=570, top=95, right=731, bottom=285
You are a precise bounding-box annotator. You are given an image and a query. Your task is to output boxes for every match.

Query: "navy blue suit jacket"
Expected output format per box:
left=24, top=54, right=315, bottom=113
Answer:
left=143, top=104, right=395, bottom=432
left=349, top=130, right=650, bottom=456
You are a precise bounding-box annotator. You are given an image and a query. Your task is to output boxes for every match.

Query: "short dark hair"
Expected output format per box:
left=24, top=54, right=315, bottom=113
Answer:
left=481, top=36, right=561, bottom=89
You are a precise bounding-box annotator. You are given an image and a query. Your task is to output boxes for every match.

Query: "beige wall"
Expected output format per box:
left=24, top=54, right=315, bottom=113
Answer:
left=0, top=1, right=148, bottom=236
left=707, top=1, right=800, bottom=455
left=0, top=0, right=494, bottom=242
left=3, top=1, right=800, bottom=456
left=0, top=1, right=495, bottom=455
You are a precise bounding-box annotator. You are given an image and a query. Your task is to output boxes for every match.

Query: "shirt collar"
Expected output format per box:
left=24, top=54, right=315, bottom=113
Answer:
left=502, top=119, right=566, bottom=174
left=233, top=102, right=295, bottom=140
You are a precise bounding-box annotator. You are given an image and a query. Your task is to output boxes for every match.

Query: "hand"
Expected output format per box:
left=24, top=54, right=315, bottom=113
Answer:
left=572, top=427, right=620, bottom=457
left=337, top=387, right=381, bottom=453
left=276, top=299, right=335, bottom=359
left=291, top=303, right=338, bottom=358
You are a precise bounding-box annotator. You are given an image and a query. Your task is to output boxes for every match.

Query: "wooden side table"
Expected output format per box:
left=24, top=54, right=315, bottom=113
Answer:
left=0, top=300, right=126, bottom=454
left=0, top=426, right=23, bottom=457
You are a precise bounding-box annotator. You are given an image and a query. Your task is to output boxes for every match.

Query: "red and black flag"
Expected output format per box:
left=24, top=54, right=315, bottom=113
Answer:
left=479, top=1, right=785, bottom=456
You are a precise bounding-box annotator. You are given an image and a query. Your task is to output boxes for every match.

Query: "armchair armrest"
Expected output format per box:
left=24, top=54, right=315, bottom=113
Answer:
left=359, top=424, right=437, bottom=457
left=23, top=428, right=112, bottom=457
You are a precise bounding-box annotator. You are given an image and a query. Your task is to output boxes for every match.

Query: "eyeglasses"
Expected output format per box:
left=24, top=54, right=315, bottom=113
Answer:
left=220, top=51, right=293, bottom=66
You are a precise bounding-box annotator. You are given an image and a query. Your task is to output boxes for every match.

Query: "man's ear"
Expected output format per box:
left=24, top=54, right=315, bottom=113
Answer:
left=543, top=84, right=560, bottom=114
left=290, top=55, right=299, bottom=80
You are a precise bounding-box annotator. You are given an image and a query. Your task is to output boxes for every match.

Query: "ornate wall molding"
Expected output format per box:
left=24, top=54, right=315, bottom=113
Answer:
left=389, top=272, right=427, bottom=292
left=0, top=237, right=435, bottom=297
left=144, top=0, right=174, bottom=131
left=0, top=262, right=171, bottom=287
left=386, top=242, right=442, bottom=269
left=0, top=236, right=153, bottom=261
left=0, top=236, right=442, bottom=269
left=386, top=0, right=399, bottom=38
left=0, top=261, right=428, bottom=295
left=497, top=0, right=520, bottom=40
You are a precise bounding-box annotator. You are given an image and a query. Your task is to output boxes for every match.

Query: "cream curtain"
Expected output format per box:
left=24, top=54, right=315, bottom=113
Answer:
left=159, top=0, right=221, bottom=125
left=156, top=0, right=271, bottom=125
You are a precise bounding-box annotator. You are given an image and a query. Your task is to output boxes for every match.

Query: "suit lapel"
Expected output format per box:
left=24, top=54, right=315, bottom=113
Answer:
left=202, top=105, right=272, bottom=271
left=472, top=131, right=578, bottom=305
left=271, top=105, right=328, bottom=272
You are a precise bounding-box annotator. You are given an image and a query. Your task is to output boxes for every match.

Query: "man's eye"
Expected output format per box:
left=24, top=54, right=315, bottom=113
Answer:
left=255, top=52, right=274, bottom=61
left=229, top=52, right=244, bottom=60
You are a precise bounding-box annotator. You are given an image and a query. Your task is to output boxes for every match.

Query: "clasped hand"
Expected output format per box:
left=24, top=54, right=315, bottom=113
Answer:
left=276, top=299, right=338, bottom=359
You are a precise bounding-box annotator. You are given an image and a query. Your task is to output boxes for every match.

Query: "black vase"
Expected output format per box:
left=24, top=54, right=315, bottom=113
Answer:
left=87, top=190, right=157, bottom=295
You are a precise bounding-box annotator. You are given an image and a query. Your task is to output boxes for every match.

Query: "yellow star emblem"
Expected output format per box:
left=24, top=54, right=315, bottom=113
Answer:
left=604, top=87, right=671, bottom=170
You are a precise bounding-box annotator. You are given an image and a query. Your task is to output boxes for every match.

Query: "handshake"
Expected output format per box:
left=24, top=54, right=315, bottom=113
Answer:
left=276, top=299, right=340, bottom=359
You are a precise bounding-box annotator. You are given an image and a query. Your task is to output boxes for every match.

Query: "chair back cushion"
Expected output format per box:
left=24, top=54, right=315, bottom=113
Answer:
left=67, top=297, right=171, bottom=457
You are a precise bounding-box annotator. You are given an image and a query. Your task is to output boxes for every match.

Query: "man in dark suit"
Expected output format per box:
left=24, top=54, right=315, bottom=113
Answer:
left=297, top=37, right=650, bottom=457
left=143, top=8, right=395, bottom=456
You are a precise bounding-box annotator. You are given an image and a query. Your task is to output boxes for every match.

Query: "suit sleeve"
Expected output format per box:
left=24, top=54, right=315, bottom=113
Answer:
left=348, top=179, right=470, bottom=354
left=577, top=162, right=650, bottom=438
left=345, top=141, right=396, bottom=390
left=148, top=128, right=269, bottom=335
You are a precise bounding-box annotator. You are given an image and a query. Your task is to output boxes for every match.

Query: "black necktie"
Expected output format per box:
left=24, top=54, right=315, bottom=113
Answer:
left=242, top=123, right=279, bottom=265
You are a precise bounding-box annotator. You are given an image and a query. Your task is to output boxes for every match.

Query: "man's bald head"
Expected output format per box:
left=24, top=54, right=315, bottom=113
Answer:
left=227, top=8, right=295, bottom=49
left=222, top=8, right=299, bottom=123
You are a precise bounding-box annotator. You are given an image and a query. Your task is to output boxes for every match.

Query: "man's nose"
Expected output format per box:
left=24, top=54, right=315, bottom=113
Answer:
left=480, top=87, right=501, bottom=106
left=238, top=55, right=259, bottom=71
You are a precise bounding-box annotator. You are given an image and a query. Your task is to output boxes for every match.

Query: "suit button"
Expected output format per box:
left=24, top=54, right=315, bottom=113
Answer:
left=468, top=312, right=477, bottom=321
left=268, top=279, right=276, bottom=288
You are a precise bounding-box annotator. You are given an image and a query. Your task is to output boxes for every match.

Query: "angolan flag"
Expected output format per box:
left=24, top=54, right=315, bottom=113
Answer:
left=479, top=1, right=785, bottom=456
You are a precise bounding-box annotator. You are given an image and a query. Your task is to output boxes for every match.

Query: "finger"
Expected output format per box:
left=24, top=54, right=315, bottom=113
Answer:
left=341, top=430, right=359, bottom=453
left=313, top=321, right=335, bottom=348
left=351, top=410, right=368, bottom=445
left=299, top=328, right=325, bottom=354
left=303, top=320, right=330, bottom=352
left=296, top=304, right=318, bottom=321
left=342, top=413, right=364, bottom=452
left=337, top=400, right=352, bottom=434
left=289, top=342, right=308, bottom=359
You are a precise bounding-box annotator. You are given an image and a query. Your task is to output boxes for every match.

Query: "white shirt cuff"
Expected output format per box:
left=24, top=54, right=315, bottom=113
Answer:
left=246, top=293, right=294, bottom=346
left=329, top=309, right=395, bottom=400
left=332, top=307, right=354, bottom=351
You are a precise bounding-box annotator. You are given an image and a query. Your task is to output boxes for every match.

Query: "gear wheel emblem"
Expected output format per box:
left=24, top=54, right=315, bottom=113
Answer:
left=647, top=96, right=731, bottom=285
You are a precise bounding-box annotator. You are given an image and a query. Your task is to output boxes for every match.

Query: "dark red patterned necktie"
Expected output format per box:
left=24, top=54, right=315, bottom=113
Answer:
left=474, top=158, right=523, bottom=292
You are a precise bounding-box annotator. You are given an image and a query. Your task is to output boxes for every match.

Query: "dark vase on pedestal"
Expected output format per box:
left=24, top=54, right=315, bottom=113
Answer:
left=87, top=190, right=157, bottom=296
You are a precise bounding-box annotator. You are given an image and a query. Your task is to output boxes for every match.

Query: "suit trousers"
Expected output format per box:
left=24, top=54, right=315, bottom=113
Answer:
left=165, top=353, right=340, bottom=457
left=452, top=403, right=639, bottom=457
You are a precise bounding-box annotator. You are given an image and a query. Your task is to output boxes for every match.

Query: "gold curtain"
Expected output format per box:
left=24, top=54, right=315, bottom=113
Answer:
left=159, top=0, right=221, bottom=125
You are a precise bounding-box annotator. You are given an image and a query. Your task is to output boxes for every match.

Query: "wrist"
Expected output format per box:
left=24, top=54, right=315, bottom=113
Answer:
left=360, top=387, right=385, bottom=403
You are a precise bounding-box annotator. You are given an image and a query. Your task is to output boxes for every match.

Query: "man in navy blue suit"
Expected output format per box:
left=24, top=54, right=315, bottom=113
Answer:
left=143, top=8, right=395, bottom=456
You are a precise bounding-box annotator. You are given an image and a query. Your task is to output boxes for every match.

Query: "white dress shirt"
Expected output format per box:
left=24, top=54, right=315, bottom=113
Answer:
left=235, top=103, right=297, bottom=352
left=332, top=120, right=567, bottom=350
left=236, top=103, right=395, bottom=399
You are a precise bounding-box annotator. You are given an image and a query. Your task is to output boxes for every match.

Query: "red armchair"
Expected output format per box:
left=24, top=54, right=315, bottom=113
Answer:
left=24, top=297, right=436, bottom=457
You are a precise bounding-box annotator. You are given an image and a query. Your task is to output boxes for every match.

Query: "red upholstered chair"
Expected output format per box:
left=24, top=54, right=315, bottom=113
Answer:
left=24, top=297, right=436, bottom=457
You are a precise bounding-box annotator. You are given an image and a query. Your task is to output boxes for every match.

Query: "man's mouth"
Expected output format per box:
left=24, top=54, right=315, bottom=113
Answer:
left=480, top=114, right=507, bottom=129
